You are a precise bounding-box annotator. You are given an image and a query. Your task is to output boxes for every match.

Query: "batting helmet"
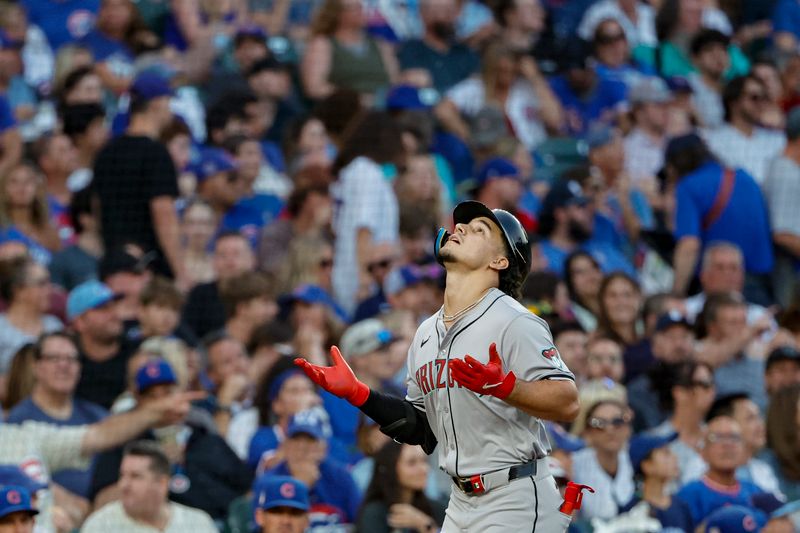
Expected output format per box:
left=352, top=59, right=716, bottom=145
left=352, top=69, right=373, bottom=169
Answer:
left=435, top=201, right=531, bottom=298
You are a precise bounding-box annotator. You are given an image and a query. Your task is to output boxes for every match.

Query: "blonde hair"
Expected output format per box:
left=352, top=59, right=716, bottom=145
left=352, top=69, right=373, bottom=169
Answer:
left=276, top=236, right=332, bottom=295
left=570, top=379, right=627, bottom=435
left=2, top=343, right=36, bottom=410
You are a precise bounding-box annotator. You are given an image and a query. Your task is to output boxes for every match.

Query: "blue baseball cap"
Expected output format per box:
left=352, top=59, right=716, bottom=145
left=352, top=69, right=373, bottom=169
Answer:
left=0, top=486, right=38, bottom=519
left=383, top=264, right=437, bottom=296
left=385, top=85, right=430, bottom=111
left=286, top=410, right=326, bottom=440
left=0, top=30, right=22, bottom=50
left=475, top=158, right=522, bottom=189
left=193, top=147, right=237, bottom=183
left=704, top=505, right=758, bottom=533
left=546, top=422, right=585, bottom=453
left=277, top=284, right=348, bottom=323
left=235, top=24, right=268, bottom=43
left=130, top=71, right=173, bottom=101
left=541, top=179, right=590, bottom=215
left=135, top=359, right=177, bottom=393
left=254, top=475, right=309, bottom=511
left=655, top=310, right=691, bottom=333
left=0, top=466, right=46, bottom=493
left=584, top=124, right=616, bottom=149
left=67, top=279, right=122, bottom=321
left=629, top=433, right=678, bottom=475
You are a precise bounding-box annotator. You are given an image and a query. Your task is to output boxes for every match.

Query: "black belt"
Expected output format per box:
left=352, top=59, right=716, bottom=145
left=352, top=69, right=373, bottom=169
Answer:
left=452, top=461, right=537, bottom=494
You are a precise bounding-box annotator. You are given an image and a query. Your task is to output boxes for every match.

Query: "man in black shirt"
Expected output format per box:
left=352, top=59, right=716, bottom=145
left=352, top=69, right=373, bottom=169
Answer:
left=91, top=72, right=186, bottom=286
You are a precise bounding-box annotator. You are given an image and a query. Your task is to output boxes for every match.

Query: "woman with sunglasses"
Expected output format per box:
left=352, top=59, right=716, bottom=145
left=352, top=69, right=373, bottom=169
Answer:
left=571, top=398, right=636, bottom=520
left=0, top=257, right=63, bottom=394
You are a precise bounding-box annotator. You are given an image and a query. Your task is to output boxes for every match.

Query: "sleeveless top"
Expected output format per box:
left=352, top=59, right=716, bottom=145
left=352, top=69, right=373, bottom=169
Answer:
left=328, top=36, right=390, bottom=95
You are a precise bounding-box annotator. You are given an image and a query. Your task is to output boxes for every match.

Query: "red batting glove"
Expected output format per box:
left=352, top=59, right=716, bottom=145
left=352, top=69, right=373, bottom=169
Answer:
left=294, top=346, right=370, bottom=406
left=448, top=343, right=516, bottom=400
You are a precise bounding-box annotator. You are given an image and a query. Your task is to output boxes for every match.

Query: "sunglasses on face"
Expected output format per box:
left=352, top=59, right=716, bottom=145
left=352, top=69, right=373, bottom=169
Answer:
left=707, top=432, right=742, bottom=444
left=367, top=258, right=392, bottom=274
left=595, top=32, right=626, bottom=45
left=688, top=379, right=714, bottom=390
left=588, top=414, right=630, bottom=430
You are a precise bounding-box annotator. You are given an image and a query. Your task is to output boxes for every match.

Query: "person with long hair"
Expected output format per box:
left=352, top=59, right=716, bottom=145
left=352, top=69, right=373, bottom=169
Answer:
left=596, top=272, right=643, bottom=348
left=301, top=0, right=398, bottom=103
left=0, top=163, right=60, bottom=262
left=357, top=442, right=446, bottom=533
left=1, top=342, right=35, bottom=412
left=331, top=111, right=405, bottom=315
left=180, top=200, right=216, bottom=287
left=565, top=251, right=603, bottom=333
left=765, top=384, right=800, bottom=501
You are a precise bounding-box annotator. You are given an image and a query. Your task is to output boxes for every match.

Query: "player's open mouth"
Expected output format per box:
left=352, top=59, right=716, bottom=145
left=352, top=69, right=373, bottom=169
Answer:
left=448, top=235, right=460, bottom=244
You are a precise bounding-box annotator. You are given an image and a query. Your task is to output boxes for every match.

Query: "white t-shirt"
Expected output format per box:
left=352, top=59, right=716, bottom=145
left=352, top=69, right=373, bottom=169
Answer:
left=446, top=77, right=547, bottom=150
left=81, top=500, right=217, bottom=533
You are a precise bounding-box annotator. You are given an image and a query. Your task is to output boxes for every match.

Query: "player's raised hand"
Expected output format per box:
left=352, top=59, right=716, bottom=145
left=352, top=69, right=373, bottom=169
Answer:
left=294, top=346, right=370, bottom=406
left=449, top=342, right=517, bottom=400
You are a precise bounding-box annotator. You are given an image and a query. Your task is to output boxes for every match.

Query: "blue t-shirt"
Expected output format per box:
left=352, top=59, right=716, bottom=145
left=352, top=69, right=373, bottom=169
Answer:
left=247, top=425, right=280, bottom=470
left=266, top=459, right=362, bottom=526
left=220, top=193, right=283, bottom=248
left=673, top=162, right=774, bottom=274
left=540, top=238, right=636, bottom=278
left=675, top=477, right=768, bottom=527
left=773, top=0, right=800, bottom=38
left=0, top=226, right=52, bottom=265
left=595, top=63, right=656, bottom=93
left=21, top=0, right=99, bottom=49
left=548, top=75, right=627, bottom=136
left=79, top=30, right=134, bottom=79
left=0, top=93, right=17, bottom=132
left=7, top=397, right=107, bottom=497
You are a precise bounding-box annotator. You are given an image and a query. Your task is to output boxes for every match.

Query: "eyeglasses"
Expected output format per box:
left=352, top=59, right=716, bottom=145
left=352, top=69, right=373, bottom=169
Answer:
left=367, top=258, right=392, bottom=274
left=596, top=32, right=626, bottom=45
left=39, top=353, right=80, bottom=364
left=707, top=432, right=742, bottom=444
left=588, top=414, right=630, bottom=430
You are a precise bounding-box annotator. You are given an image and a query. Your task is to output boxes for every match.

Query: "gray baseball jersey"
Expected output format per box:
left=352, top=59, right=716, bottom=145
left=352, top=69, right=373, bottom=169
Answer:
left=405, top=288, right=574, bottom=478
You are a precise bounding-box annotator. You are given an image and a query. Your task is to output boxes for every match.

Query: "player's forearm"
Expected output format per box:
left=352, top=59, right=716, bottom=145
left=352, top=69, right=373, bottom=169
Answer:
left=505, top=378, right=579, bottom=422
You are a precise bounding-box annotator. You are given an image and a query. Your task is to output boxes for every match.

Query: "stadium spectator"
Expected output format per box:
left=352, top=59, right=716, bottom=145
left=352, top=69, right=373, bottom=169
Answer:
left=578, top=0, right=658, bottom=48
left=56, top=66, right=103, bottom=109
left=585, top=336, right=625, bottom=384
left=2, top=343, right=36, bottom=412
left=563, top=251, right=602, bottom=333
left=687, top=29, right=730, bottom=129
left=772, top=0, right=800, bottom=54
left=32, top=133, right=78, bottom=241
left=551, top=321, right=589, bottom=384
left=764, top=346, right=800, bottom=397
left=704, top=75, right=786, bottom=186
left=490, top=0, right=546, bottom=55
left=280, top=283, right=346, bottom=361
left=91, top=72, right=186, bottom=284
left=203, top=332, right=253, bottom=434
left=68, top=279, right=133, bottom=409
left=161, top=117, right=193, bottom=197
left=6, top=332, right=107, bottom=503
left=0, top=257, right=62, bottom=381
left=82, top=440, right=217, bottom=532
left=666, top=134, right=773, bottom=302
left=182, top=230, right=255, bottom=339
left=0, top=485, right=37, bottom=533
left=357, top=442, right=445, bottom=532
left=61, top=103, right=108, bottom=191
left=696, top=292, right=769, bottom=410
left=253, top=475, right=310, bottom=533
left=90, top=359, right=252, bottom=519
left=676, top=414, right=774, bottom=527
left=572, top=399, right=635, bottom=520
left=706, top=393, right=782, bottom=496
left=219, top=271, right=277, bottom=347
left=397, top=0, right=479, bottom=94
left=590, top=18, right=654, bottom=92
left=0, top=162, right=60, bottom=261
left=300, top=0, right=397, bottom=103
left=179, top=200, right=216, bottom=286
left=98, top=246, right=153, bottom=323
left=764, top=384, right=800, bottom=501
left=204, top=25, right=269, bottom=104
left=624, top=77, right=671, bottom=193
left=624, top=305, right=693, bottom=384
left=134, top=276, right=184, bottom=340
left=261, top=410, right=362, bottom=528
left=596, top=272, right=642, bottom=350
left=48, top=189, right=99, bottom=291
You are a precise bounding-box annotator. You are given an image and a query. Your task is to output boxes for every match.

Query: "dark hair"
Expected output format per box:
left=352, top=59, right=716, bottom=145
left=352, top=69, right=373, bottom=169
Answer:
left=706, top=392, right=750, bottom=423
left=723, top=75, right=764, bottom=122
left=159, top=116, right=191, bottom=145
left=201, top=330, right=236, bottom=354
left=222, top=133, right=255, bottom=156
left=564, top=250, right=601, bottom=306
left=499, top=248, right=527, bottom=301
left=312, top=89, right=363, bottom=142
left=205, top=93, right=250, bottom=145
left=286, top=181, right=330, bottom=218
left=214, top=230, right=250, bottom=249
left=550, top=320, right=585, bottom=340
left=653, top=360, right=714, bottom=412
left=655, top=0, right=680, bottom=42
left=701, top=291, right=746, bottom=328
left=522, top=271, right=561, bottom=305
left=254, top=355, right=298, bottom=425
left=59, top=66, right=96, bottom=105
left=399, top=203, right=437, bottom=240
left=122, top=440, right=171, bottom=477
left=33, top=331, right=77, bottom=360
left=665, top=135, right=714, bottom=179
left=61, top=103, right=105, bottom=139
left=218, top=272, right=274, bottom=318
left=360, top=442, right=435, bottom=521
left=767, top=384, right=800, bottom=480
left=333, top=111, right=405, bottom=174
left=690, top=29, right=730, bottom=56
left=68, top=186, right=94, bottom=235
left=596, top=272, right=641, bottom=346
left=248, top=320, right=293, bottom=354
left=0, top=256, right=36, bottom=302
left=140, top=276, right=184, bottom=310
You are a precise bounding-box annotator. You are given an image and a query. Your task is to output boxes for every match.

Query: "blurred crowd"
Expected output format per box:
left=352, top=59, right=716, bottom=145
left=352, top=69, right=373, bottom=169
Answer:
left=1, top=0, right=800, bottom=531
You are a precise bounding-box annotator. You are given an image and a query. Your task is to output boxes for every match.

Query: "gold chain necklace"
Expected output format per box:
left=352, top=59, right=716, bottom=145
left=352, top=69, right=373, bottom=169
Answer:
left=441, top=289, right=491, bottom=322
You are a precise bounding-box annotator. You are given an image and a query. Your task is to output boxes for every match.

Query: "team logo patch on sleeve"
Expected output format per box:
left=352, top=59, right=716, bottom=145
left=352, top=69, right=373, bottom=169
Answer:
left=541, top=347, right=558, bottom=359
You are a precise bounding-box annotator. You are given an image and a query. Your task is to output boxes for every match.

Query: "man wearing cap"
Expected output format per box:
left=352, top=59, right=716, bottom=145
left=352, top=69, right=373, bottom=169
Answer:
left=263, top=411, right=361, bottom=528
left=253, top=475, right=310, bottom=533
left=537, top=179, right=635, bottom=276
left=67, top=279, right=136, bottom=409
left=99, top=246, right=154, bottom=323
left=764, top=345, right=800, bottom=396
left=624, top=77, right=671, bottom=189
left=619, top=433, right=693, bottom=531
left=687, top=30, right=731, bottom=129
left=6, top=332, right=106, bottom=505
left=82, top=440, right=217, bottom=533
left=90, top=358, right=252, bottom=520
left=193, top=146, right=243, bottom=224
left=91, top=71, right=187, bottom=286
left=472, top=158, right=535, bottom=232
left=0, top=485, right=37, bottom=533
left=764, top=106, right=800, bottom=306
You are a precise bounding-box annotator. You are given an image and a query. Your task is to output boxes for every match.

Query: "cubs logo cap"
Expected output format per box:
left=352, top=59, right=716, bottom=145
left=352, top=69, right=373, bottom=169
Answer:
left=254, top=475, right=309, bottom=511
left=135, top=359, right=177, bottom=393
left=0, top=485, right=38, bottom=519
left=704, top=505, right=758, bottom=533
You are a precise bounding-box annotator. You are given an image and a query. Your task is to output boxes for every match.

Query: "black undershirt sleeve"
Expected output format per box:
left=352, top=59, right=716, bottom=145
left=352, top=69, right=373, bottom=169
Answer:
left=359, top=390, right=438, bottom=455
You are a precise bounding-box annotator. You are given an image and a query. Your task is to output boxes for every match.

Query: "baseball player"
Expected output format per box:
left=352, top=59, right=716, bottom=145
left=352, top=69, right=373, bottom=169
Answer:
left=296, top=201, right=580, bottom=532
